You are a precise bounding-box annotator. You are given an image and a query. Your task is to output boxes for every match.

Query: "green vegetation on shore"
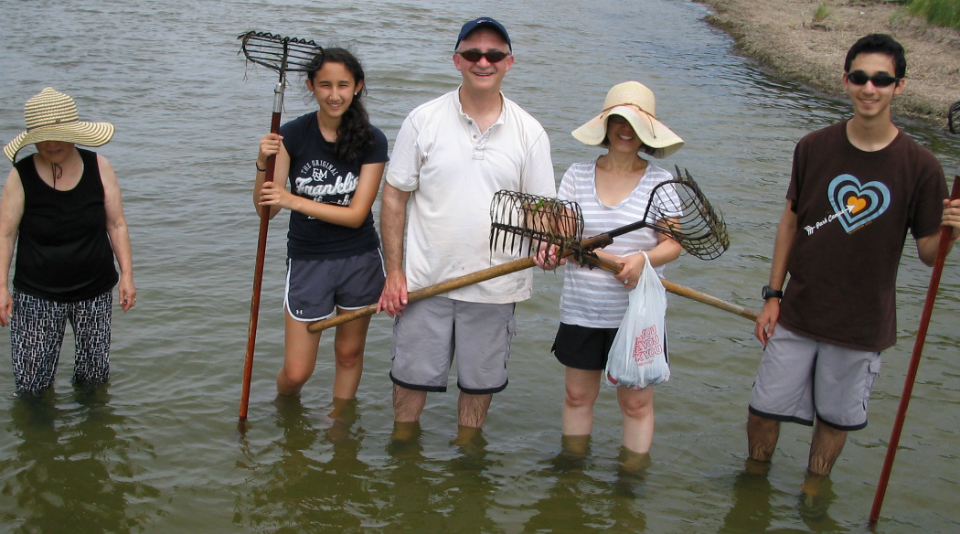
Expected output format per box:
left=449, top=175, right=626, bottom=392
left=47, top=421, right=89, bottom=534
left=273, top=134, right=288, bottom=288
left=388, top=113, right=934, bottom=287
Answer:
left=903, top=0, right=960, bottom=30
left=813, top=3, right=834, bottom=22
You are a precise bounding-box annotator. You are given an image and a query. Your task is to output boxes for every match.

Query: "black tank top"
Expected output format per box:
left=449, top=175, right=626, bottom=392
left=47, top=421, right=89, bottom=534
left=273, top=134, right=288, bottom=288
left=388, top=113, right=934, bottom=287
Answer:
left=13, top=148, right=118, bottom=302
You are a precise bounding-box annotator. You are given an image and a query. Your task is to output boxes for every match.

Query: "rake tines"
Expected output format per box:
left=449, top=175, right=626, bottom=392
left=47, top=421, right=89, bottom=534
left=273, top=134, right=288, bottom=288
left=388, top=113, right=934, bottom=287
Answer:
left=238, top=31, right=323, bottom=77
left=650, top=166, right=729, bottom=260
left=490, top=190, right=584, bottom=258
left=488, top=167, right=730, bottom=266
left=579, top=167, right=729, bottom=261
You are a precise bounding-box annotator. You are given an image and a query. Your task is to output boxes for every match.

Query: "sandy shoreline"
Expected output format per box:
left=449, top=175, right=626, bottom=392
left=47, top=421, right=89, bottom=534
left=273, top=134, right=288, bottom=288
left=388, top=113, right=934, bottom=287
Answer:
left=695, top=0, right=960, bottom=122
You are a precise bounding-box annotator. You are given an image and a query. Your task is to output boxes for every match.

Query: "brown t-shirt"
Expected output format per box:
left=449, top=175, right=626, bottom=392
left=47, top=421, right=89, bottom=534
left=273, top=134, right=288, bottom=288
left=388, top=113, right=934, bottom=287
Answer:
left=779, top=121, right=947, bottom=351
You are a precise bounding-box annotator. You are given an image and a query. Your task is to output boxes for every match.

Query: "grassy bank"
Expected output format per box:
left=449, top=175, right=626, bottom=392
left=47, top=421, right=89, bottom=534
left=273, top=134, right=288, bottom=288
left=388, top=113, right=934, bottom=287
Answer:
left=696, top=0, right=960, bottom=121
left=904, top=0, right=960, bottom=31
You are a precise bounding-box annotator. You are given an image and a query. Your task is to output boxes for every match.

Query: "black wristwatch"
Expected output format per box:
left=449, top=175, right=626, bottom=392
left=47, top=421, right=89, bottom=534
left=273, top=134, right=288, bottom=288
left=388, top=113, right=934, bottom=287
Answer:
left=761, top=285, right=784, bottom=300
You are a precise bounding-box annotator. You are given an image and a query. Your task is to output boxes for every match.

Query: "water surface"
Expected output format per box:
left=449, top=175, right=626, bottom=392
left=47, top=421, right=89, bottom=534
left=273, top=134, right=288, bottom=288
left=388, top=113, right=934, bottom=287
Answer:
left=1, top=1, right=959, bottom=532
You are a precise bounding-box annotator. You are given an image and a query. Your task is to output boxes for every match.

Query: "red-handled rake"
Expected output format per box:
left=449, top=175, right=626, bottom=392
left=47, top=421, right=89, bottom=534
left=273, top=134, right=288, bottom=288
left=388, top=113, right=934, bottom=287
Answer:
left=238, top=31, right=322, bottom=423
left=869, top=104, right=960, bottom=525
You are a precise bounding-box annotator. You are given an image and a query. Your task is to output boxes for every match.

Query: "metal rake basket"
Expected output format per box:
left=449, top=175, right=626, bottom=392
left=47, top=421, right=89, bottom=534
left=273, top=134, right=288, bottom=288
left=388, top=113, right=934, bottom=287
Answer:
left=490, top=166, right=729, bottom=262
left=490, top=192, right=584, bottom=259
left=238, top=31, right=323, bottom=78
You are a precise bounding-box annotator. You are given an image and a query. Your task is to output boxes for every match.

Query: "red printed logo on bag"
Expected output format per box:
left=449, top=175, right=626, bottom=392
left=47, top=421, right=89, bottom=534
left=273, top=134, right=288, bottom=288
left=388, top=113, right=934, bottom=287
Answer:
left=632, top=325, right=662, bottom=366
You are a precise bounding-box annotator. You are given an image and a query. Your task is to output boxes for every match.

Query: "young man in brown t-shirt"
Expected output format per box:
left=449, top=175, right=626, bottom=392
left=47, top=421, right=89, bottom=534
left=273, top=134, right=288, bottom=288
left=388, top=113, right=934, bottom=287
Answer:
left=747, top=34, right=960, bottom=492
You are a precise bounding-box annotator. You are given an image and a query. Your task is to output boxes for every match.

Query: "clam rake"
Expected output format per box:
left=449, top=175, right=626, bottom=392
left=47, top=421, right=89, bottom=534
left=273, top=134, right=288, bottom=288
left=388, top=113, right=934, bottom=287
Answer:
left=238, top=31, right=323, bottom=423
left=306, top=167, right=749, bottom=334
left=490, top=166, right=730, bottom=262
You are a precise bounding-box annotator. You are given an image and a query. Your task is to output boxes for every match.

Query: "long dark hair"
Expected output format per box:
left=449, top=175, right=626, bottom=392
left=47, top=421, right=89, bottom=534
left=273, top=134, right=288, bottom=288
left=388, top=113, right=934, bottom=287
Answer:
left=307, top=47, right=374, bottom=165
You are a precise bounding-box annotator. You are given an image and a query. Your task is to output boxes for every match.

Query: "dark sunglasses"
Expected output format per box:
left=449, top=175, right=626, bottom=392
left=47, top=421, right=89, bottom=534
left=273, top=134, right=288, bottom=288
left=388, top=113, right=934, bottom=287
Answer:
left=457, top=49, right=510, bottom=63
left=846, top=70, right=900, bottom=88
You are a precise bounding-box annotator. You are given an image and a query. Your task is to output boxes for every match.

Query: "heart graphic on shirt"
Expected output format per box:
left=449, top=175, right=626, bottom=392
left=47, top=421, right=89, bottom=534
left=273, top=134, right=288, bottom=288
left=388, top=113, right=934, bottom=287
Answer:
left=827, top=174, right=891, bottom=234
left=846, top=196, right=867, bottom=214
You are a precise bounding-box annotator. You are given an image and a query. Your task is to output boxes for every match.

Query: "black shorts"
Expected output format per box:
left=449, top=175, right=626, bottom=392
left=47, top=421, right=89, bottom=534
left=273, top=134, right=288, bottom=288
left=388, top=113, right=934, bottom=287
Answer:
left=551, top=322, right=619, bottom=371
left=285, top=249, right=385, bottom=321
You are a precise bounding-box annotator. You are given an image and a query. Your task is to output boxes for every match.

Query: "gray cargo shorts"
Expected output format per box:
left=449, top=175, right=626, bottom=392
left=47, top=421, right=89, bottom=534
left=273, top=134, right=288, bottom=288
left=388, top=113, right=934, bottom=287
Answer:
left=749, top=326, right=881, bottom=431
left=389, top=296, right=516, bottom=394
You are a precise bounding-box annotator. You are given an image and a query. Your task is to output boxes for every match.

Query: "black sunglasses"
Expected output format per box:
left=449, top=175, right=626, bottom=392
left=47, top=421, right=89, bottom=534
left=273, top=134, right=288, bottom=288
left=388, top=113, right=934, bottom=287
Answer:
left=457, top=49, right=510, bottom=63
left=846, top=70, right=900, bottom=88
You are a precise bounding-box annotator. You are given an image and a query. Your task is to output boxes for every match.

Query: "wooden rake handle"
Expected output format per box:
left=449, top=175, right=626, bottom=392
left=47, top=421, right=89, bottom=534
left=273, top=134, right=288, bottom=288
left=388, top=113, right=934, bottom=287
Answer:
left=578, top=253, right=758, bottom=321
left=308, top=255, right=539, bottom=333
left=307, top=251, right=755, bottom=333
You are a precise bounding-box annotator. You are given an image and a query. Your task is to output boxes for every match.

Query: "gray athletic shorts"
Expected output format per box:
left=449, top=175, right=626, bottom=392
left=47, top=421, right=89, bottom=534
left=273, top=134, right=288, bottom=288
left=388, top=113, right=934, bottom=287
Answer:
left=749, top=326, right=881, bottom=431
left=285, top=249, right=385, bottom=321
left=389, top=296, right=516, bottom=394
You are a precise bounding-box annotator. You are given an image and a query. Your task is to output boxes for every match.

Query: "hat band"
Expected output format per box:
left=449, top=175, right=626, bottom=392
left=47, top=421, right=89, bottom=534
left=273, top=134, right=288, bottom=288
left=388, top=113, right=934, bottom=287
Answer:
left=26, top=118, right=79, bottom=132
left=605, top=103, right=659, bottom=139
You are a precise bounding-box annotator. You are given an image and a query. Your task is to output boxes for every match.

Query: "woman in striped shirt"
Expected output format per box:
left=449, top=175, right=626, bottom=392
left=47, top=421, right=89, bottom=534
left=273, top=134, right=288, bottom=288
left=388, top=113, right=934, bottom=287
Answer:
left=538, top=81, right=685, bottom=464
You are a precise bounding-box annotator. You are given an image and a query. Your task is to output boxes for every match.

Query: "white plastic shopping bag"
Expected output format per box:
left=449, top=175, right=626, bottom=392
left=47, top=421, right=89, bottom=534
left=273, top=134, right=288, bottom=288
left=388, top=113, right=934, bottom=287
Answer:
left=605, top=252, right=670, bottom=389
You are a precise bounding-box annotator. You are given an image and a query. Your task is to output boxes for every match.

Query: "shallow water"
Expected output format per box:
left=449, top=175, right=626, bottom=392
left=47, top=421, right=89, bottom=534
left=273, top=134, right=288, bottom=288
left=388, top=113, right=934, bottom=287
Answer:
left=1, top=1, right=959, bottom=532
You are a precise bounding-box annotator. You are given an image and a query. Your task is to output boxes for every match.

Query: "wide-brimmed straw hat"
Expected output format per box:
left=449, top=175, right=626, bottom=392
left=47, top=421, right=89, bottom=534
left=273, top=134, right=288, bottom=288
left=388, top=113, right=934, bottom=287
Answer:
left=3, top=87, right=114, bottom=162
left=572, top=81, right=683, bottom=159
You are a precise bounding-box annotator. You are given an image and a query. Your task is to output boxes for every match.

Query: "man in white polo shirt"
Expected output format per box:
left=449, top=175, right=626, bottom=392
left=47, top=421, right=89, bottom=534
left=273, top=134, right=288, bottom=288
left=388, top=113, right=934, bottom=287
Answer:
left=377, top=17, right=556, bottom=445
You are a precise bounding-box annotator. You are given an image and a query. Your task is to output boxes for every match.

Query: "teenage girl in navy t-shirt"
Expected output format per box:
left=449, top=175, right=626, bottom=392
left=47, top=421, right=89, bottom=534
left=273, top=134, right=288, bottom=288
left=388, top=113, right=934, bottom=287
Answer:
left=254, top=48, right=388, bottom=410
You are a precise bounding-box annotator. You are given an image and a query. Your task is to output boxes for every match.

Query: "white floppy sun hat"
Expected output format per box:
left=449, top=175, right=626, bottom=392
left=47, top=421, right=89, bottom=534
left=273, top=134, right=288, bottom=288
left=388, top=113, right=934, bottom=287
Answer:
left=4, top=87, right=114, bottom=162
left=572, top=81, right=683, bottom=159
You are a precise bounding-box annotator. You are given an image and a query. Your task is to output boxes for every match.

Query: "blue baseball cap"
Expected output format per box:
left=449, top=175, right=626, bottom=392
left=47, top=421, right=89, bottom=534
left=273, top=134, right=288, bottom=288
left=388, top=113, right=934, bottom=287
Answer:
left=455, top=17, right=511, bottom=51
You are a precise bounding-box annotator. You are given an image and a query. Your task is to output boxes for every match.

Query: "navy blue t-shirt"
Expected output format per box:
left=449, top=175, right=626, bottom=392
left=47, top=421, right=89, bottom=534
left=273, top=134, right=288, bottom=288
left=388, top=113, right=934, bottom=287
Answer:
left=280, top=112, right=389, bottom=259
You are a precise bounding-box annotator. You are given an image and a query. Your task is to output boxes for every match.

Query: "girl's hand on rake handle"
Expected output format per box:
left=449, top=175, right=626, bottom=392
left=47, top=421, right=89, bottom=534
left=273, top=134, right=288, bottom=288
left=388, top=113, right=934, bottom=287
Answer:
left=257, top=133, right=283, bottom=167
left=258, top=181, right=295, bottom=210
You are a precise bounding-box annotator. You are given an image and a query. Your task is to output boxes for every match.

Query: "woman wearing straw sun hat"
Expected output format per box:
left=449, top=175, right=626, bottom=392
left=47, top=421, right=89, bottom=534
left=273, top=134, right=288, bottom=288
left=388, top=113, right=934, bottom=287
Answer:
left=0, top=87, right=136, bottom=395
left=536, top=81, right=683, bottom=465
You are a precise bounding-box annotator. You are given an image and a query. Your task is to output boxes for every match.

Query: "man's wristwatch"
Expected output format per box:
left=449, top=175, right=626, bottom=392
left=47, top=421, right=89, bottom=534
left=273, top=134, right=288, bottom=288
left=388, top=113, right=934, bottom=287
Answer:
left=761, top=285, right=784, bottom=300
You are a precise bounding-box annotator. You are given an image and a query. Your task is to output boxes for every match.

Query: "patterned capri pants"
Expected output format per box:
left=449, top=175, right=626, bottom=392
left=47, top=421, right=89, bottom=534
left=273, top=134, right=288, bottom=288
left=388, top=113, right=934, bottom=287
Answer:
left=10, top=289, right=113, bottom=395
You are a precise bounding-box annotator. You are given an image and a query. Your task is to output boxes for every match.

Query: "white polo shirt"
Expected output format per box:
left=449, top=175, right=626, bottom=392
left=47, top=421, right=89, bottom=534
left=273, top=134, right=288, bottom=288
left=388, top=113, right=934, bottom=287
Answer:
left=386, top=88, right=556, bottom=304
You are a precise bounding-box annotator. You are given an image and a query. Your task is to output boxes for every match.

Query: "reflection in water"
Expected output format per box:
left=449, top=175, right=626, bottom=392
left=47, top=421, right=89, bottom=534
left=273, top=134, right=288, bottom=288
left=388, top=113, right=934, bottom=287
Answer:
left=720, top=461, right=775, bottom=534
left=237, top=400, right=504, bottom=533
left=380, top=426, right=501, bottom=534
left=0, top=389, right=159, bottom=533
left=521, top=450, right=647, bottom=533
left=720, top=460, right=842, bottom=534
left=798, top=476, right=840, bottom=532
left=234, top=396, right=384, bottom=533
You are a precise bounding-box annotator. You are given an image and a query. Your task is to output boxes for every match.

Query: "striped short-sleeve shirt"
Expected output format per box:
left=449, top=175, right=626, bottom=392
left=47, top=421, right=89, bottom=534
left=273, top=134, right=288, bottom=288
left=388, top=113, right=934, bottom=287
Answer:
left=558, top=159, right=677, bottom=328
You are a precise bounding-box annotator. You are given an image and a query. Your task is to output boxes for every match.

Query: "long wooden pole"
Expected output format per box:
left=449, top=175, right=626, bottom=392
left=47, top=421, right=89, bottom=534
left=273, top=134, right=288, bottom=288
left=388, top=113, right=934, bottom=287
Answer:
left=308, top=253, right=756, bottom=333
left=239, top=80, right=284, bottom=422
left=661, top=279, right=757, bottom=321
left=869, top=174, right=960, bottom=524
left=307, top=256, right=540, bottom=333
